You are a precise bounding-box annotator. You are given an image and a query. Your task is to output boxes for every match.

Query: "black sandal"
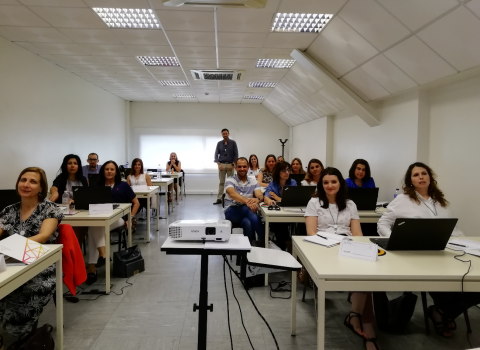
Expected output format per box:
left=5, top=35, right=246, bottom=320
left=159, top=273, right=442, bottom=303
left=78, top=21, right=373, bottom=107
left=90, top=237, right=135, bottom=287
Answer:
left=344, top=312, right=364, bottom=338
left=363, top=337, right=380, bottom=350
left=427, top=305, right=452, bottom=338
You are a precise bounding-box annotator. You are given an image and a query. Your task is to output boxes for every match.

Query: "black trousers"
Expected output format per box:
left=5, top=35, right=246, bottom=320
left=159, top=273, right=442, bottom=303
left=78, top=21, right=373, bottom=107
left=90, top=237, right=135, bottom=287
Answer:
left=270, top=223, right=291, bottom=250
left=429, top=292, right=480, bottom=319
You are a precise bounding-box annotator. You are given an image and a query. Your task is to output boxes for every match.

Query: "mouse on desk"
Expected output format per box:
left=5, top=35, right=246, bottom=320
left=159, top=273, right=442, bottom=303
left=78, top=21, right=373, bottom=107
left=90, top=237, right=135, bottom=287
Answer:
left=268, top=205, right=281, bottom=211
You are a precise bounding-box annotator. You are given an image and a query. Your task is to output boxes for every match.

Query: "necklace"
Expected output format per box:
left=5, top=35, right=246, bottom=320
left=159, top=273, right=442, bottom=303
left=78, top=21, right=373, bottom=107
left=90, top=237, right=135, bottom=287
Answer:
left=328, top=206, right=340, bottom=234
left=422, top=200, right=437, bottom=216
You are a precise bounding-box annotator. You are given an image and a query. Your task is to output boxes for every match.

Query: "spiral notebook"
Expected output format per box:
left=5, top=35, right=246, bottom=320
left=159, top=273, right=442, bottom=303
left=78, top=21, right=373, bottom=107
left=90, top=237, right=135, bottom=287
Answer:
left=303, top=231, right=352, bottom=248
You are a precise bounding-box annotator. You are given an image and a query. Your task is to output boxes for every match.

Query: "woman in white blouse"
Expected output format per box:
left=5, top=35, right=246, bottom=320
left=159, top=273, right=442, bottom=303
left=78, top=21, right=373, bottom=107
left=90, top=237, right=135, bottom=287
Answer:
left=248, top=154, right=260, bottom=179
left=305, top=167, right=379, bottom=350
left=378, top=162, right=479, bottom=338
left=301, top=159, right=323, bottom=186
left=127, top=158, right=152, bottom=187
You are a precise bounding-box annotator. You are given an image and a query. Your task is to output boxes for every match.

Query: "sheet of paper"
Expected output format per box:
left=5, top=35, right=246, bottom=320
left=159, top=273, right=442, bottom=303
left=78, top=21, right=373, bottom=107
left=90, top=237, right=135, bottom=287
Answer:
left=89, top=204, right=113, bottom=216
left=131, top=185, right=149, bottom=192
left=0, top=254, right=6, bottom=272
left=304, top=235, right=340, bottom=248
left=339, top=240, right=378, bottom=262
left=283, top=208, right=304, bottom=213
left=448, top=239, right=480, bottom=250
left=0, top=234, right=49, bottom=264
left=317, top=231, right=352, bottom=242
left=465, top=249, right=480, bottom=258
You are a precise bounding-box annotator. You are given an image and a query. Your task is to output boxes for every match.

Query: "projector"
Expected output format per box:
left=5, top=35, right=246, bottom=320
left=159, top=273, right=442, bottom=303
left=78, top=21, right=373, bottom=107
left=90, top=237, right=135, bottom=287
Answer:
left=169, top=220, right=231, bottom=241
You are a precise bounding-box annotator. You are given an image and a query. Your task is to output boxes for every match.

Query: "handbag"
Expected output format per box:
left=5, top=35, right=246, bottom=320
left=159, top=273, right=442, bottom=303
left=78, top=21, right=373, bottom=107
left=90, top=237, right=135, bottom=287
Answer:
left=113, top=245, right=145, bottom=278
left=7, top=324, right=54, bottom=350
left=373, top=292, right=418, bottom=333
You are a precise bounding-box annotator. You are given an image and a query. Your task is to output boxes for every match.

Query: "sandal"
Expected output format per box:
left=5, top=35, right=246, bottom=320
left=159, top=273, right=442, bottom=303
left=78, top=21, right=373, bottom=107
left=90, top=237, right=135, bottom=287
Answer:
left=427, top=305, right=452, bottom=338
left=298, top=267, right=306, bottom=283
left=363, top=337, right=380, bottom=350
left=344, top=311, right=364, bottom=338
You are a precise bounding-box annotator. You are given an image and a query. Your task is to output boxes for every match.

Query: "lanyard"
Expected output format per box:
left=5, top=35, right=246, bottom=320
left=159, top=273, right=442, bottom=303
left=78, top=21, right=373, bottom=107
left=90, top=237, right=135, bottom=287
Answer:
left=328, top=206, right=340, bottom=234
left=422, top=201, right=437, bottom=216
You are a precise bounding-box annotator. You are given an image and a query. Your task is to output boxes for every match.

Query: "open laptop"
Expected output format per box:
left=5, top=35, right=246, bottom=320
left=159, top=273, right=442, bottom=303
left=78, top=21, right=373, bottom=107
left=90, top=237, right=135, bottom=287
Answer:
left=348, top=188, right=379, bottom=210
left=88, top=174, right=100, bottom=186
left=0, top=190, right=19, bottom=212
left=289, top=174, right=306, bottom=185
left=72, top=186, right=119, bottom=210
left=370, top=218, right=458, bottom=251
left=278, top=186, right=315, bottom=207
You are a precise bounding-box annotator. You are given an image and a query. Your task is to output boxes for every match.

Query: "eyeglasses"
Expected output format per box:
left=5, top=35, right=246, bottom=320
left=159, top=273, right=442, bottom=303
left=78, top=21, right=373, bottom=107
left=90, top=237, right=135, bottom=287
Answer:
left=280, top=168, right=291, bottom=173
left=88, top=159, right=98, bottom=161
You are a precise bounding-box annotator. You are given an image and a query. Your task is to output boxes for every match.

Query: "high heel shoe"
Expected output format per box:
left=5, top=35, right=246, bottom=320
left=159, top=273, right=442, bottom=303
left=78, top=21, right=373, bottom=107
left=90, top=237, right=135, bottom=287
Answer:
left=344, top=312, right=364, bottom=338
left=363, top=337, right=380, bottom=350
left=427, top=305, right=452, bottom=338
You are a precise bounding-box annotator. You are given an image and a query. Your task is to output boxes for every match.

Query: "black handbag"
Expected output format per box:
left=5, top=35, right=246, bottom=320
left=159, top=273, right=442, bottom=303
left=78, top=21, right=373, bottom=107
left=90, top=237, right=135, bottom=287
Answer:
left=373, top=292, right=418, bottom=333
left=7, top=324, right=54, bottom=350
left=113, top=245, right=145, bottom=278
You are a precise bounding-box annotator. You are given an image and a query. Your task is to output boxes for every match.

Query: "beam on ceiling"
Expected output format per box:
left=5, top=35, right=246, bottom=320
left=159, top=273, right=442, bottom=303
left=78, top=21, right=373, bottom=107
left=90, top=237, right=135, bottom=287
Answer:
left=290, top=49, right=380, bottom=127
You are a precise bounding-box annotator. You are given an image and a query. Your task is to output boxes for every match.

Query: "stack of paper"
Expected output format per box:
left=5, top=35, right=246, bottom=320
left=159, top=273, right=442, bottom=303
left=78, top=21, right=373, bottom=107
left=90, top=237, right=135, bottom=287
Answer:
left=447, top=239, right=480, bottom=257
left=0, top=234, right=49, bottom=264
left=303, top=231, right=352, bottom=248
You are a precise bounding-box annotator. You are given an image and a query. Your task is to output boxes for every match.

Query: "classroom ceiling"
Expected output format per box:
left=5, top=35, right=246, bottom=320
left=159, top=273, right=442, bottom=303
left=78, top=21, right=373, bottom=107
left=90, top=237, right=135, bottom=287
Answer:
left=1, top=0, right=480, bottom=126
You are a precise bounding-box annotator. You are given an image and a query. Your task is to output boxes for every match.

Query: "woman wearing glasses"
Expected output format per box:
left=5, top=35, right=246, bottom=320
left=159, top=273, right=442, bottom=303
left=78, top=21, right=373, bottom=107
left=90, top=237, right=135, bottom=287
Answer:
left=301, top=159, right=324, bottom=186
left=263, top=161, right=297, bottom=251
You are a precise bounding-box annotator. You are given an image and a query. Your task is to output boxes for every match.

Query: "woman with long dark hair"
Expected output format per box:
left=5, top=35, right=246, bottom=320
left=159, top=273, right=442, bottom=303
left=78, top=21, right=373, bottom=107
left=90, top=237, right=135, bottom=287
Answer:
left=248, top=154, right=260, bottom=179
left=346, top=159, right=375, bottom=188
left=378, top=162, right=476, bottom=338
left=86, top=161, right=140, bottom=285
left=302, top=158, right=324, bottom=186
left=257, top=154, right=276, bottom=191
left=304, top=167, right=379, bottom=350
left=49, top=154, right=88, bottom=203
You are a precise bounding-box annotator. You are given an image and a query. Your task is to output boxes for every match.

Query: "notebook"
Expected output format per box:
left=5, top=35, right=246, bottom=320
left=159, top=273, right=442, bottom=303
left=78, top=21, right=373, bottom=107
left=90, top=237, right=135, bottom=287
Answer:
left=304, top=231, right=352, bottom=248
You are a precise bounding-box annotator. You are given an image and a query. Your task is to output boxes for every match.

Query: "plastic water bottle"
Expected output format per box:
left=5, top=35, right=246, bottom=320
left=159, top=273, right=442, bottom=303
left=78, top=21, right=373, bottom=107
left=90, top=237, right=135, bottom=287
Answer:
left=62, top=192, right=70, bottom=205
left=394, top=188, right=400, bottom=199
left=157, top=164, right=161, bottom=178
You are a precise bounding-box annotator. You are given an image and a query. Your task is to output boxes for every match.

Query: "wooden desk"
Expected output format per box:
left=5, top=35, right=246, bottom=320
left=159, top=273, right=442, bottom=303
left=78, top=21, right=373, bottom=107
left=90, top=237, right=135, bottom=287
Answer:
left=0, top=245, right=63, bottom=349
left=291, top=236, right=480, bottom=350
left=151, top=178, right=174, bottom=219
left=61, top=204, right=132, bottom=293
left=132, top=186, right=160, bottom=242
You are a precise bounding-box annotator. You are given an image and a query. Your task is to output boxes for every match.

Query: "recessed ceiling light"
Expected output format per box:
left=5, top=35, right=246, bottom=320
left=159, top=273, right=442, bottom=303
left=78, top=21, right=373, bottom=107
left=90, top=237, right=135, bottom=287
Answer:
left=271, top=13, right=332, bottom=33
left=256, top=59, right=295, bottom=69
left=93, top=8, right=160, bottom=29
left=137, top=56, right=179, bottom=66
left=244, top=95, right=265, bottom=100
left=159, top=80, right=190, bottom=86
left=248, top=82, right=277, bottom=88
left=173, top=94, right=196, bottom=98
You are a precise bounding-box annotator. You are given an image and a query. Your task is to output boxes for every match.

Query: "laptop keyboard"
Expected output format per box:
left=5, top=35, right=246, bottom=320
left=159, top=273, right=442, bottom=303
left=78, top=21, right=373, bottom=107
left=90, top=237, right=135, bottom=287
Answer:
left=370, top=238, right=389, bottom=249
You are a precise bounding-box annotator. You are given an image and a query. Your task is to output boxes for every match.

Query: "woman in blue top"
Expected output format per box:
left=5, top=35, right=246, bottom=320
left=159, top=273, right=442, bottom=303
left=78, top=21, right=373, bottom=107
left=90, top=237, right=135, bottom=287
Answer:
left=264, top=161, right=297, bottom=251
left=346, top=159, right=376, bottom=188
left=86, top=161, right=140, bottom=285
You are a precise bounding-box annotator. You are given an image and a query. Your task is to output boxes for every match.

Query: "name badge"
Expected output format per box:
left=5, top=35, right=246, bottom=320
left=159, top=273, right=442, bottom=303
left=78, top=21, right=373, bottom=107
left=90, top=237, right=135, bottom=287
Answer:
left=339, top=240, right=378, bottom=262
left=89, top=204, right=113, bottom=216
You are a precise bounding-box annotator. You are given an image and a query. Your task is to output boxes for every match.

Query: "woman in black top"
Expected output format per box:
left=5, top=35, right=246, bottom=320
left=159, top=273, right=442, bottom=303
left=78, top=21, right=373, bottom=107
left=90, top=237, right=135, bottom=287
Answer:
left=49, top=154, right=88, bottom=203
left=166, top=152, right=182, bottom=201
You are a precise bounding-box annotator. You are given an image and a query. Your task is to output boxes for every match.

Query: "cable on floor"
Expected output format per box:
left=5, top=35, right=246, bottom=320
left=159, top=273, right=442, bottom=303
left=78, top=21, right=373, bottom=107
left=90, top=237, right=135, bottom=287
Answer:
left=75, top=276, right=134, bottom=301
left=223, top=257, right=234, bottom=350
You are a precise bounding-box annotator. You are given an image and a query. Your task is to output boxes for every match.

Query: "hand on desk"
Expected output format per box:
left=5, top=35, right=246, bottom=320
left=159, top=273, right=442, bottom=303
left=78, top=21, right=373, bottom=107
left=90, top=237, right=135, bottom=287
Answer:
left=269, top=192, right=281, bottom=202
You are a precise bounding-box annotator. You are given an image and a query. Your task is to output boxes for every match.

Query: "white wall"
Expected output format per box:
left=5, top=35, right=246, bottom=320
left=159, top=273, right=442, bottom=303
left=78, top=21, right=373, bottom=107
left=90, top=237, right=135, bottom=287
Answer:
left=429, top=76, right=480, bottom=236
left=0, top=37, right=126, bottom=190
left=130, top=102, right=290, bottom=194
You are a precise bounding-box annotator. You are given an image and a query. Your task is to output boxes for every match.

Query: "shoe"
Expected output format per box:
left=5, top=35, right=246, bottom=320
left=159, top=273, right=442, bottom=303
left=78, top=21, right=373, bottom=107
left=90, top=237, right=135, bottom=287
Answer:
left=427, top=305, right=452, bottom=338
left=213, top=199, right=222, bottom=205
left=344, top=312, right=364, bottom=338
left=96, top=256, right=112, bottom=268
left=86, top=272, right=97, bottom=285
left=363, top=337, right=380, bottom=350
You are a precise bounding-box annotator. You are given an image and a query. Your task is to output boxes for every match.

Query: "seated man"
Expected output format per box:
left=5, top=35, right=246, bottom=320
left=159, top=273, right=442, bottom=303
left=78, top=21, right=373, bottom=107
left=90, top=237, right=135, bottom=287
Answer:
left=224, top=157, right=265, bottom=246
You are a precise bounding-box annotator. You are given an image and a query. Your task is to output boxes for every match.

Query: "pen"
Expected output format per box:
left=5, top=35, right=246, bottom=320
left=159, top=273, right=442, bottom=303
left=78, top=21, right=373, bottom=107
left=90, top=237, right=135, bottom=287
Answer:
left=449, top=243, right=466, bottom=247
left=318, top=235, right=328, bottom=240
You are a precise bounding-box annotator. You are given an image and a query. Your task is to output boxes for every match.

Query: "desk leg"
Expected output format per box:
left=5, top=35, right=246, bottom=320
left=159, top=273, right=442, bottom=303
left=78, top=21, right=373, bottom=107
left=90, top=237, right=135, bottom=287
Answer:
left=105, top=225, right=111, bottom=294
left=56, top=256, right=63, bottom=350
left=264, top=216, right=270, bottom=286
left=194, top=254, right=212, bottom=350
left=128, top=210, right=132, bottom=248
left=156, top=192, right=160, bottom=231
left=164, top=184, right=169, bottom=218
left=291, top=247, right=298, bottom=336
left=317, top=279, right=325, bottom=350
left=146, top=194, right=151, bottom=243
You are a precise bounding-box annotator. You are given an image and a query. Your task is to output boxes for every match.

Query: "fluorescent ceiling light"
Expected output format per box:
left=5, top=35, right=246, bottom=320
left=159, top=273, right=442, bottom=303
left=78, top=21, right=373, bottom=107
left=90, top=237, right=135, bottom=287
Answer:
left=137, top=56, right=180, bottom=66
left=271, top=13, right=332, bottom=33
left=248, top=82, right=277, bottom=88
left=243, top=95, right=265, bottom=100
left=173, top=94, right=196, bottom=98
left=93, top=8, right=160, bottom=29
left=159, top=80, right=190, bottom=86
left=256, top=59, right=295, bottom=69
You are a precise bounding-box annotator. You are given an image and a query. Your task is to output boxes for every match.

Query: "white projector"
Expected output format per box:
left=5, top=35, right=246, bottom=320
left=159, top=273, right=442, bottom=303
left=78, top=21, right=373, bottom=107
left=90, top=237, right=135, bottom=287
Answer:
left=169, top=220, right=231, bottom=241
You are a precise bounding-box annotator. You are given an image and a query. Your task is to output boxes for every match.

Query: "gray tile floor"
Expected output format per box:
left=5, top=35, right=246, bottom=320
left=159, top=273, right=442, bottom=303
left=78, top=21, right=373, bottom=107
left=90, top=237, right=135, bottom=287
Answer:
left=35, top=195, right=480, bottom=349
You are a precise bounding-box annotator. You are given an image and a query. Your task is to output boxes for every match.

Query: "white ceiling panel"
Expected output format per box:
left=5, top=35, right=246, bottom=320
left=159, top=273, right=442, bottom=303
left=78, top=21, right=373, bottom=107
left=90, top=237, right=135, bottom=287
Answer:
left=15, top=41, right=47, bottom=55
left=32, top=42, right=90, bottom=55
left=284, top=64, right=324, bottom=95
left=258, top=48, right=293, bottom=59
left=265, top=83, right=300, bottom=113
left=417, top=7, right=480, bottom=71
left=179, top=58, right=217, bottom=69
left=244, top=68, right=288, bottom=79
left=175, top=46, right=216, bottom=58
left=83, top=0, right=151, bottom=8
left=361, top=54, right=417, bottom=94
left=339, top=0, right=411, bottom=50
left=99, top=56, right=142, bottom=65
left=384, top=35, right=457, bottom=85
left=50, top=55, right=105, bottom=65
left=80, top=43, right=131, bottom=56
left=263, top=33, right=317, bottom=49
left=150, top=0, right=213, bottom=11
left=0, top=5, right=51, bottom=26
left=376, top=0, right=459, bottom=31
left=286, top=102, right=321, bottom=122
left=0, top=0, right=20, bottom=4
left=341, top=68, right=390, bottom=101
left=19, top=0, right=86, bottom=6
left=317, top=89, right=347, bottom=111
left=218, top=32, right=268, bottom=48
left=126, top=44, right=174, bottom=57
left=29, top=7, right=106, bottom=28
left=309, top=90, right=339, bottom=115
left=306, top=35, right=356, bottom=77
left=241, top=99, right=263, bottom=104
left=278, top=0, right=347, bottom=14
left=0, top=26, right=27, bottom=41
left=467, top=0, right=480, bottom=17
left=217, top=10, right=273, bottom=33
left=279, top=78, right=309, bottom=102
left=156, top=10, right=214, bottom=31
left=5, top=26, right=73, bottom=42
left=219, top=58, right=257, bottom=69
left=58, top=28, right=121, bottom=44
left=302, top=96, right=329, bottom=117
left=167, top=30, right=215, bottom=46
left=321, top=17, right=378, bottom=66
left=146, top=66, right=184, bottom=74
left=112, top=29, right=168, bottom=45
left=218, top=47, right=260, bottom=59
left=262, top=97, right=286, bottom=116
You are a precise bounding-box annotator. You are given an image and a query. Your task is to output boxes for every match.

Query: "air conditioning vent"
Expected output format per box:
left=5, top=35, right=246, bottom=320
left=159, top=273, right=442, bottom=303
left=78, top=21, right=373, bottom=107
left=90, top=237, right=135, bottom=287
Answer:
left=190, top=70, right=245, bottom=81
left=169, top=226, right=182, bottom=238
left=162, top=0, right=267, bottom=8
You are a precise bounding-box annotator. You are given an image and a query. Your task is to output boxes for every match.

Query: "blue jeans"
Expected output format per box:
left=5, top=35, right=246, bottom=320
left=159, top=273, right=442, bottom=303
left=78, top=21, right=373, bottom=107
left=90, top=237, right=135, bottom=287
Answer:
left=224, top=205, right=265, bottom=244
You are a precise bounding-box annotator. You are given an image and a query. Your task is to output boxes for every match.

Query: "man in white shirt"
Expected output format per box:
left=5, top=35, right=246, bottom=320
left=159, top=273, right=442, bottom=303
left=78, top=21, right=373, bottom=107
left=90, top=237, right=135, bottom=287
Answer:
left=224, top=157, right=264, bottom=245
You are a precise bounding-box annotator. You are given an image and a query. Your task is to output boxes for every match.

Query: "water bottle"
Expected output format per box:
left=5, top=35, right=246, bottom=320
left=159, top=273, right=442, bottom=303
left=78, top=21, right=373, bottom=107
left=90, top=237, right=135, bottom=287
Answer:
left=394, top=188, right=400, bottom=199
left=62, top=192, right=70, bottom=206
left=157, top=164, right=161, bottom=178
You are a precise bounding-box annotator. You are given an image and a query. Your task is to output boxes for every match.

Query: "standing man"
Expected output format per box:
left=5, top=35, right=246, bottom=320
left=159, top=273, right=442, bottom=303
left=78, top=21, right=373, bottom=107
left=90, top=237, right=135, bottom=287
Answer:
left=82, top=153, right=101, bottom=178
left=213, top=128, right=238, bottom=205
left=224, top=158, right=264, bottom=245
